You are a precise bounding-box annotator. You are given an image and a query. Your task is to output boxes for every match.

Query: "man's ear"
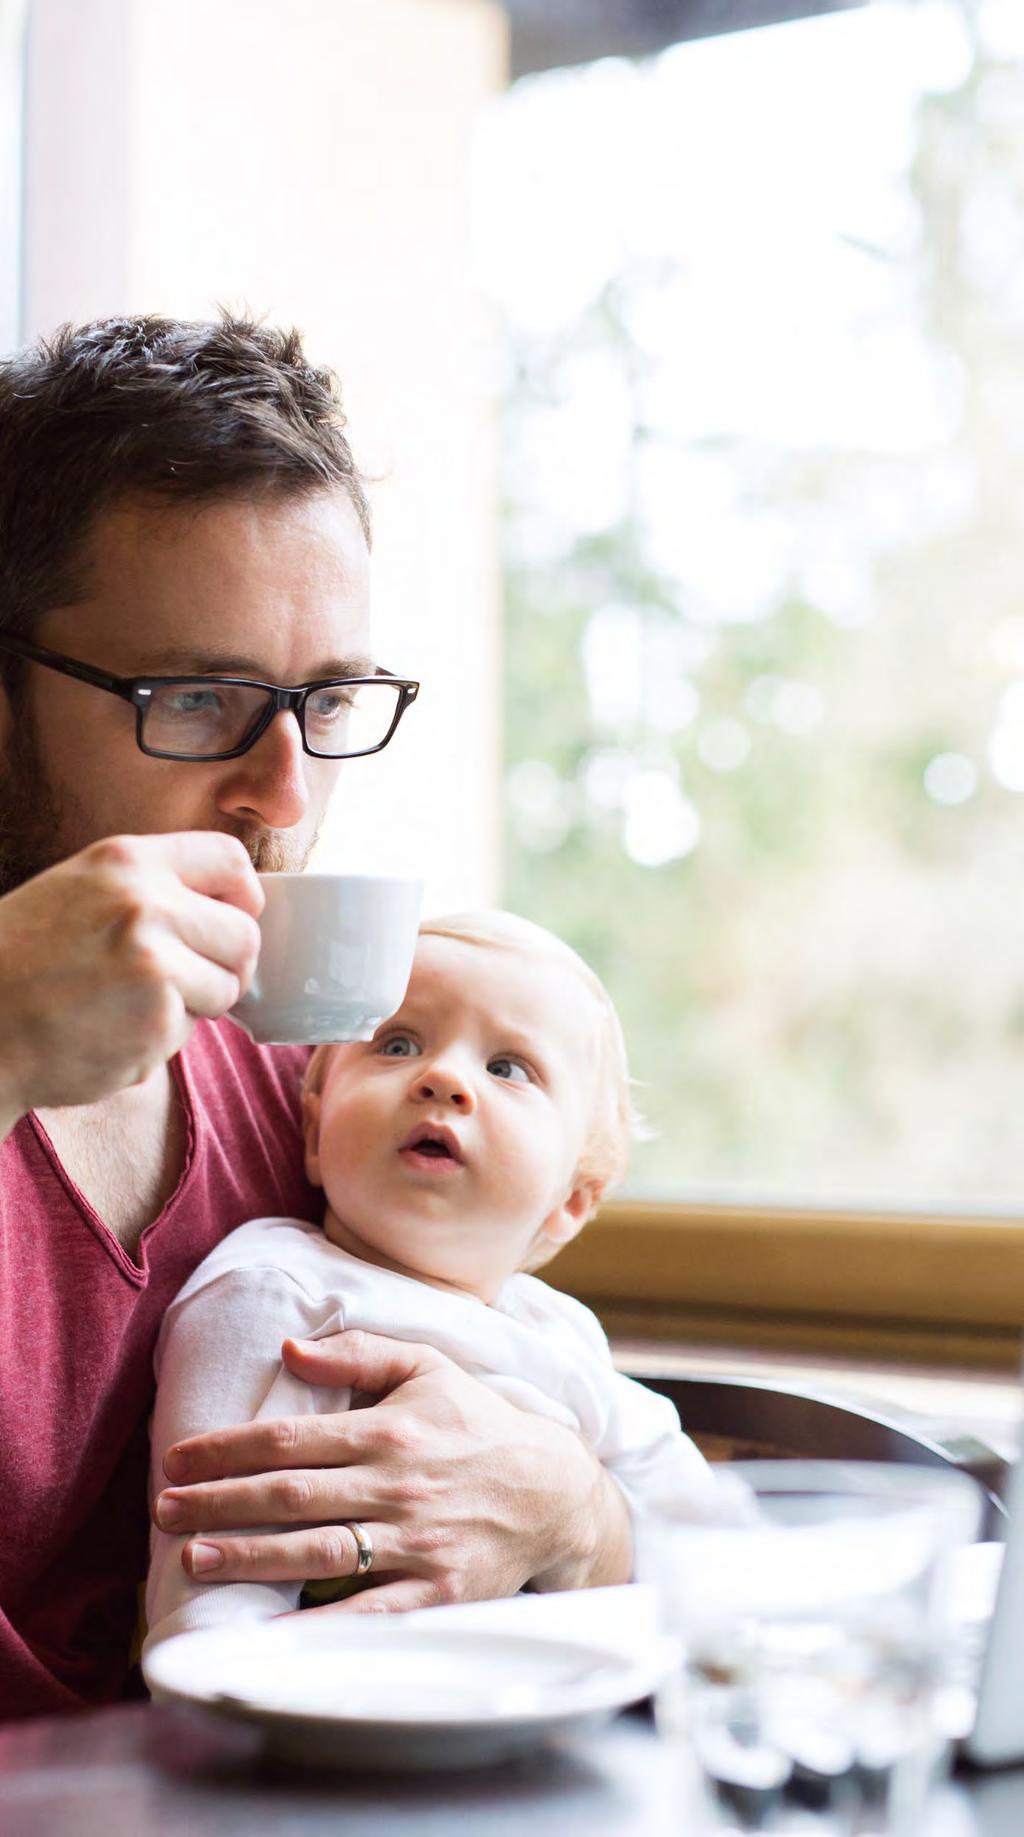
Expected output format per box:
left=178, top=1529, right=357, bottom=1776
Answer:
left=301, top=1088, right=324, bottom=1187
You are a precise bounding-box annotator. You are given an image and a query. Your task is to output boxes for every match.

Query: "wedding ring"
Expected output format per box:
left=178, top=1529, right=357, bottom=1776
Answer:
left=347, top=1520, right=374, bottom=1576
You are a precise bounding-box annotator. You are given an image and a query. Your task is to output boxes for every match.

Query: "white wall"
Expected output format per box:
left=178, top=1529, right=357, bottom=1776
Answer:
left=20, top=0, right=508, bottom=912
left=0, top=0, right=27, bottom=350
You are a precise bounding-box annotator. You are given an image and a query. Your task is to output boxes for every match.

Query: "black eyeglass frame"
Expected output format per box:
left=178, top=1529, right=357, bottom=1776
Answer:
left=0, top=630, right=420, bottom=762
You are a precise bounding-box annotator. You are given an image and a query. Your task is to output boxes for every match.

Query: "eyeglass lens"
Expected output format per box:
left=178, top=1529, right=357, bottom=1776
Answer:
left=141, top=679, right=402, bottom=758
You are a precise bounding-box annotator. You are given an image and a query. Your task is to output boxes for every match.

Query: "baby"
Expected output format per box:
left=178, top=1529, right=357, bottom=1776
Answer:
left=144, top=910, right=722, bottom=1652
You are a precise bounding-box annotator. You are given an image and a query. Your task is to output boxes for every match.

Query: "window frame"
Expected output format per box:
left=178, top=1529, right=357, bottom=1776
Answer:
left=546, top=1199, right=1024, bottom=1371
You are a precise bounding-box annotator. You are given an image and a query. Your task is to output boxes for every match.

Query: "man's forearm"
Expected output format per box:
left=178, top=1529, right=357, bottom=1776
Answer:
left=531, top=1454, right=634, bottom=1594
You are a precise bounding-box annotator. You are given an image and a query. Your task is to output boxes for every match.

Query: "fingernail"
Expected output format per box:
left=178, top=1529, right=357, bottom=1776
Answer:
left=187, top=1542, right=224, bottom=1575
left=163, top=1445, right=189, bottom=1482
left=283, top=1337, right=317, bottom=1357
left=155, top=1494, right=185, bottom=1530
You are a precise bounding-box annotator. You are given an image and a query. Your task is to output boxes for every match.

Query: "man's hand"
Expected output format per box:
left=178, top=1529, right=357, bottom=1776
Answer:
left=0, top=832, right=262, bottom=1124
left=154, top=1330, right=634, bottom=1613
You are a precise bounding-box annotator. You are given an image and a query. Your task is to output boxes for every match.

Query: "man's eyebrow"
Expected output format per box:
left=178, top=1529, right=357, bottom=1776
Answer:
left=134, top=649, right=377, bottom=680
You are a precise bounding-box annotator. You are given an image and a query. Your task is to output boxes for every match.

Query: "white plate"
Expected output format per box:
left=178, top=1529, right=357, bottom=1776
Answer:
left=142, top=1611, right=676, bottom=1771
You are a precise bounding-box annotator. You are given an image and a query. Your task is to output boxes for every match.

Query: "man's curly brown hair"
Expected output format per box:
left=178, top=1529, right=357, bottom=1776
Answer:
left=0, top=312, right=371, bottom=658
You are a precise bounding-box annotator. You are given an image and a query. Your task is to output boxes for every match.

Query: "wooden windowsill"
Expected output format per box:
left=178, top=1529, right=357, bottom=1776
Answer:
left=545, top=1197, right=1024, bottom=1372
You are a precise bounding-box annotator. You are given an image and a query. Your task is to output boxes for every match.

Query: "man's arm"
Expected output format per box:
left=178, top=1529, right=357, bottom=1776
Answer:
left=0, top=832, right=262, bottom=1137
left=153, top=1331, right=634, bottom=1612
left=528, top=1437, right=634, bottom=1594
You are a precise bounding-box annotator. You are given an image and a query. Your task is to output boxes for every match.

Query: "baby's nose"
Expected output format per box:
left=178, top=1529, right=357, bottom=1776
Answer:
left=415, top=1065, right=473, bottom=1109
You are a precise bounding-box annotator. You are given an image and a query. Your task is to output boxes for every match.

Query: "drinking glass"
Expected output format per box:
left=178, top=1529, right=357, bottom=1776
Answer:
left=643, top=1462, right=981, bottom=1836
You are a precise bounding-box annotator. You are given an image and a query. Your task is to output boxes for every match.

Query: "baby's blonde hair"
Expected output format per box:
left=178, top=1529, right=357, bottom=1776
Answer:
left=305, top=910, right=636, bottom=1202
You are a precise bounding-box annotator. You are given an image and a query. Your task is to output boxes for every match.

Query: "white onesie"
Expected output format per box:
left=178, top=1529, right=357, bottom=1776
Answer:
left=144, top=1216, right=720, bottom=1654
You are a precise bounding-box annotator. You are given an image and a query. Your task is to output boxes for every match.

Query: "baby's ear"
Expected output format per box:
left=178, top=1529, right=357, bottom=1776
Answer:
left=529, top=1178, right=602, bottom=1268
left=301, top=1088, right=324, bottom=1187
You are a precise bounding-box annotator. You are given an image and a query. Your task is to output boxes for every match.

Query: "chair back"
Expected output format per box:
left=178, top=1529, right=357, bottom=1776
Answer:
left=638, top=1372, right=1008, bottom=1535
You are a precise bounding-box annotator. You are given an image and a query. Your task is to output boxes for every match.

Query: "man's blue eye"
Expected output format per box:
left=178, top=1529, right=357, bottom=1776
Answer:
left=488, top=1057, right=529, bottom=1083
left=305, top=688, right=355, bottom=726
left=161, top=688, right=224, bottom=716
left=380, top=1035, right=420, bottom=1058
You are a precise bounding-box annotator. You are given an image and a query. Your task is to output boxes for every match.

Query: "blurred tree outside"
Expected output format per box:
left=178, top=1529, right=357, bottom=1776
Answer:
left=485, top=0, right=1024, bottom=1205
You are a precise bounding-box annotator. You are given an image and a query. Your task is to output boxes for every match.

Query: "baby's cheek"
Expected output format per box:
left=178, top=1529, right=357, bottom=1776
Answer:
left=318, top=1125, right=381, bottom=1201
left=489, top=1135, right=561, bottom=1215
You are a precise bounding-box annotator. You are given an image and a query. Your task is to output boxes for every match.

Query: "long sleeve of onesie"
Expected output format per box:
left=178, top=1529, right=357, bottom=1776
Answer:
left=144, top=1261, right=351, bottom=1655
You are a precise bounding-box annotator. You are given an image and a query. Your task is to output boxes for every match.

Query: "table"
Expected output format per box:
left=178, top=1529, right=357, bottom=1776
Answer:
left=1, top=1703, right=1022, bottom=1837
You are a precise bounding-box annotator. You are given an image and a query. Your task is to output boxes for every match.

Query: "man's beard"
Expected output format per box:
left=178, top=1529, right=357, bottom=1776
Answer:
left=0, top=714, right=68, bottom=896
left=0, top=714, right=318, bottom=895
left=240, top=827, right=319, bottom=873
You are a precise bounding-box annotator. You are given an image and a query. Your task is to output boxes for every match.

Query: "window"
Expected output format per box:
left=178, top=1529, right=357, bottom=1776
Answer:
left=476, top=0, right=1024, bottom=1220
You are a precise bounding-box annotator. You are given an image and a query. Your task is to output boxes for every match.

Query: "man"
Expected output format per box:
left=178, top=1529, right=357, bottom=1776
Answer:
left=0, top=314, right=630, bottom=1722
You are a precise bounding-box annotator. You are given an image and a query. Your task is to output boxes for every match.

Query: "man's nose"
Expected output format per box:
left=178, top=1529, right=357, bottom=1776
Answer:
left=216, top=711, right=312, bottom=830
left=412, top=1057, right=475, bottom=1111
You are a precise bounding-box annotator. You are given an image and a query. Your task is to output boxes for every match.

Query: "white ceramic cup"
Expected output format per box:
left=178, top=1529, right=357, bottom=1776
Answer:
left=229, top=872, right=422, bottom=1045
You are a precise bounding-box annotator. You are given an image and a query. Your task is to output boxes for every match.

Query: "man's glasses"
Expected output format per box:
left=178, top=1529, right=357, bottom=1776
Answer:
left=0, top=631, right=419, bottom=762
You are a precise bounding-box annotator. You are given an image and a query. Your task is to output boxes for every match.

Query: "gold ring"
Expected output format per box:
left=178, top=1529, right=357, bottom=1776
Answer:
left=347, top=1520, right=374, bottom=1576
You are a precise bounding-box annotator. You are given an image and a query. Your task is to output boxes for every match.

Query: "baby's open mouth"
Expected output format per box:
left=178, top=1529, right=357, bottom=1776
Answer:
left=399, top=1126, right=465, bottom=1166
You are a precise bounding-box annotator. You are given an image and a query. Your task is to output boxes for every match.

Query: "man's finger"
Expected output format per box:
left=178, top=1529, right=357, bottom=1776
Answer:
left=317, top=1578, right=446, bottom=1617
left=173, top=887, right=262, bottom=987
left=154, top=1467, right=378, bottom=1532
left=281, top=1329, right=446, bottom=1395
left=163, top=1411, right=365, bottom=1484
left=181, top=1519, right=400, bottom=1583
left=155, top=935, right=244, bottom=1019
left=128, top=831, right=264, bottom=916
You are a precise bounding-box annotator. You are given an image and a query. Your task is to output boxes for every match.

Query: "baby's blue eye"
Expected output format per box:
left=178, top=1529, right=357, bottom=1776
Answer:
left=488, top=1057, right=529, bottom=1084
left=380, top=1034, right=421, bottom=1059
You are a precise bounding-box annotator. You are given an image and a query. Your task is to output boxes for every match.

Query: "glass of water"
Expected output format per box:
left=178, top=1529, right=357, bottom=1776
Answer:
left=644, top=1462, right=981, bottom=1836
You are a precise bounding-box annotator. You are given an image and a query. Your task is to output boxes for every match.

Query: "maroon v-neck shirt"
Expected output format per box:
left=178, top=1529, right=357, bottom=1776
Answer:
left=0, top=1020, right=317, bottom=1721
